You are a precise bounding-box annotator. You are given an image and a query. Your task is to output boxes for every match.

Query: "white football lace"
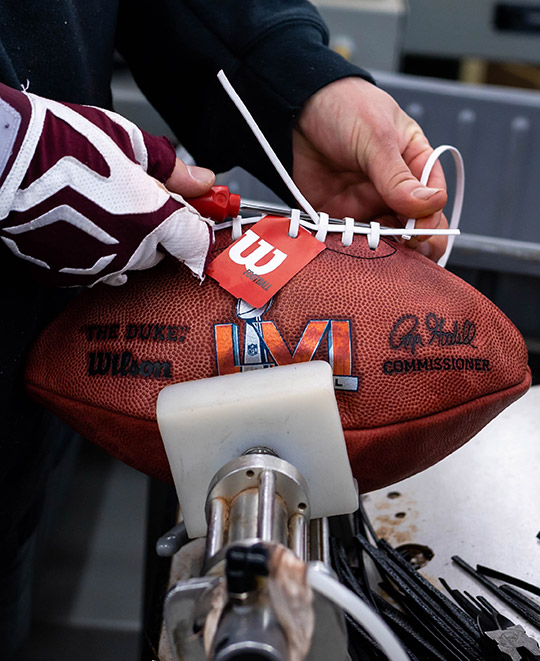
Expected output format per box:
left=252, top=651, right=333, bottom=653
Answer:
left=217, top=70, right=463, bottom=269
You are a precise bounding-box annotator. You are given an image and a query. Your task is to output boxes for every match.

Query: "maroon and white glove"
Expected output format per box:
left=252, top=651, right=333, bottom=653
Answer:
left=0, top=82, right=213, bottom=286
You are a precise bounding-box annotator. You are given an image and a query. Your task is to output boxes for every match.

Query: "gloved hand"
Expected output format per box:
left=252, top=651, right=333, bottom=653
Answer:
left=0, top=82, right=215, bottom=286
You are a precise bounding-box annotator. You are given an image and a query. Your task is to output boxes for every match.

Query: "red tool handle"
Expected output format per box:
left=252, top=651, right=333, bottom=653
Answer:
left=187, top=185, right=241, bottom=222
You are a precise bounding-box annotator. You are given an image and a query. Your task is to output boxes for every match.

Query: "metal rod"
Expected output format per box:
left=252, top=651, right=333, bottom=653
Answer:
left=206, top=497, right=226, bottom=560
left=229, top=489, right=258, bottom=543
left=309, top=518, right=323, bottom=562
left=289, top=512, right=308, bottom=561
left=155, top=520, right=189, bottom=557
left=240, top=199, right=371, bottom=228
left=257, top=470, right=276, bottom=542
left=321, top=517, right=331, bottom=566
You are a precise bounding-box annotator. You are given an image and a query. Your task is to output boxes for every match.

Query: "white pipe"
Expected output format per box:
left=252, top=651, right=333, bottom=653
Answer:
left=307, top=565, right=410, bottom=661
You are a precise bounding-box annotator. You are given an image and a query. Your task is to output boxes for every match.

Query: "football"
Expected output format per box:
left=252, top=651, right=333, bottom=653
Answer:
left=25, top=222, right=531, bottom=492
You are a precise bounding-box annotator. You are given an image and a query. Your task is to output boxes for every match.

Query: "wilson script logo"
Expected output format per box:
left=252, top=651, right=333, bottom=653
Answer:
left=213, top=299, right=358, bottom=391
left=84, top=323, right=189, bottom=379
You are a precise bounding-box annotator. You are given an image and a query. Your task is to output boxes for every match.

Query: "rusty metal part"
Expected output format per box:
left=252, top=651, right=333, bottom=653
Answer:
left=163, top=449, right=347, bottom=661
left=203, top=453, right=311, bottom=569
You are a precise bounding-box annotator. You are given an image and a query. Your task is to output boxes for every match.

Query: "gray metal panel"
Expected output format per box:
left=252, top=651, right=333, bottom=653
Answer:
left=451, top=234, right=540, bottom=276
left=315, top=0, right=406, bottom=71
left=375, top=71, right=540, bottom=248
left=404, top=0, right=540, bottom=63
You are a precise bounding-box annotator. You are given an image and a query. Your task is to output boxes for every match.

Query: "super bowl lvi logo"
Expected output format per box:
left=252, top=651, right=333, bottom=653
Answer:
left=213, top=298, right=359, bottom=391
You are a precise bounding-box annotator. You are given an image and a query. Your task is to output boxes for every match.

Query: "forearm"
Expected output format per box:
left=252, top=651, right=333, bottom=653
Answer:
left=116, top=0, right=374, bottom=200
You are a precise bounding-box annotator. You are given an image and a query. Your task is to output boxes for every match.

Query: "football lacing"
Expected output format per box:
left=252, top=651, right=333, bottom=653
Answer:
left=216, top=70, right=464, bottom=268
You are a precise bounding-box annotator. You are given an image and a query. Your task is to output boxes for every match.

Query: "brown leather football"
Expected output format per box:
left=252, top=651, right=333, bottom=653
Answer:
left=25, top=226, right=531, bottom=492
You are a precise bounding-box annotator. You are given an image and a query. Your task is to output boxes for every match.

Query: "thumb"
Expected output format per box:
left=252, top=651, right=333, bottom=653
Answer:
left=366, top=141, right=446, bottom=218
left=165, top=158, right=215, bottom=198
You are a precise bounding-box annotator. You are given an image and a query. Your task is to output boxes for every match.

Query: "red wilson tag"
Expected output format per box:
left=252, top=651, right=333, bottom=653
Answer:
left=206, top=216, right=326, bottom=307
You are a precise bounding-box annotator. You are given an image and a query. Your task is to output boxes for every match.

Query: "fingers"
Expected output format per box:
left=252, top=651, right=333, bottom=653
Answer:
left=365, top=132, right=447, bottom=220
left=406, top=207, right=443, bottom=239
left=165, top=158, right=215, bottom=198
left=416, top=232, right=448, bottom=263
left=375, top=211, right=449, bottom=263
left=407, top=212, right=449, bottom=263
left=365, top=126, right=450, bottom=265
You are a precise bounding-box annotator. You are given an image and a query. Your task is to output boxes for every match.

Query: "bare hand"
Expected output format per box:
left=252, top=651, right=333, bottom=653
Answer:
left=293, top=77, right=448, bottom=261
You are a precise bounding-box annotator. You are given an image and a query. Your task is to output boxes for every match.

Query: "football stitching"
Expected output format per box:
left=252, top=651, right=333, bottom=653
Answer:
left=326, top=240, right=397, bottom=260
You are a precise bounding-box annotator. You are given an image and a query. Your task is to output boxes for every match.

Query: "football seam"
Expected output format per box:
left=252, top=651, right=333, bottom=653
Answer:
left=26, top=367, right=531, bottom=431
left=210, top=237, right=398, bottom=261
left=325, top=238, right=397, bottom=260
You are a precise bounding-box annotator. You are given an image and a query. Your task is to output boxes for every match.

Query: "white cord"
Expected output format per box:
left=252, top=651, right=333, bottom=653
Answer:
left=231, top=214, right=243, bottom=241
left=368, top=221, right=381, bottom=250
left=218, top=70, right=320, bottom=225
left=404, top=145, right=465, bottom=268
left=216, top=71, right=464, bottom=269
left=342, top=216, right=354, bottom=247
left=216, top=214, right=460, bottom=240
left=315, top=212, right=329, bottom=243
left=307, top=566, right=410, bottom=661
left=288, top=208, right=301, bottom=239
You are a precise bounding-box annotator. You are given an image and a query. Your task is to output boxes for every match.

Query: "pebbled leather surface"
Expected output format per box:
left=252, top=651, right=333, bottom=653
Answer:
left=25, top=227, right=531, bottom=489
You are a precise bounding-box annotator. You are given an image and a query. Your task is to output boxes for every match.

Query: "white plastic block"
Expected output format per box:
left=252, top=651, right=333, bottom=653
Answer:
left=157, top=361, right=358, bottom=538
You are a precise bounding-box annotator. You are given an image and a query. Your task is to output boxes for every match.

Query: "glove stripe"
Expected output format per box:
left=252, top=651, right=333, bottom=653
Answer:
left=0, top=92, right=46, bottom=219
left=1, top=235, right=50, bottom=269
left=59, top=253, right=117, bottom=276
left=98, top=106, right=148, bottom=171
left=11, top=95, right=169, bottom=216
left=0, top=85, right=32, bottom=191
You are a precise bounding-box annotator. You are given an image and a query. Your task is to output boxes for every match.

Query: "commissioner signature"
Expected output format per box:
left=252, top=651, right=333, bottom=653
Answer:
left=389, top=313, right=477, bottom=355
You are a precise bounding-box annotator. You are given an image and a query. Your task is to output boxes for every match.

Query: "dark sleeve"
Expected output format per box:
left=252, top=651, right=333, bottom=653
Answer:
left=116, top=0, right=374, bottom=201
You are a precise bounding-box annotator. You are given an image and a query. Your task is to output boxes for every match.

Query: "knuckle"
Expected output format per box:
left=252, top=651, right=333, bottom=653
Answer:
left=386, top=168, right=415, bottom=190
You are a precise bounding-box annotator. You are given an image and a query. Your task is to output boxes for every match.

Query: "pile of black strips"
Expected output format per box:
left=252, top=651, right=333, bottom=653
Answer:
left=329, top=502, right=540, bottom=660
